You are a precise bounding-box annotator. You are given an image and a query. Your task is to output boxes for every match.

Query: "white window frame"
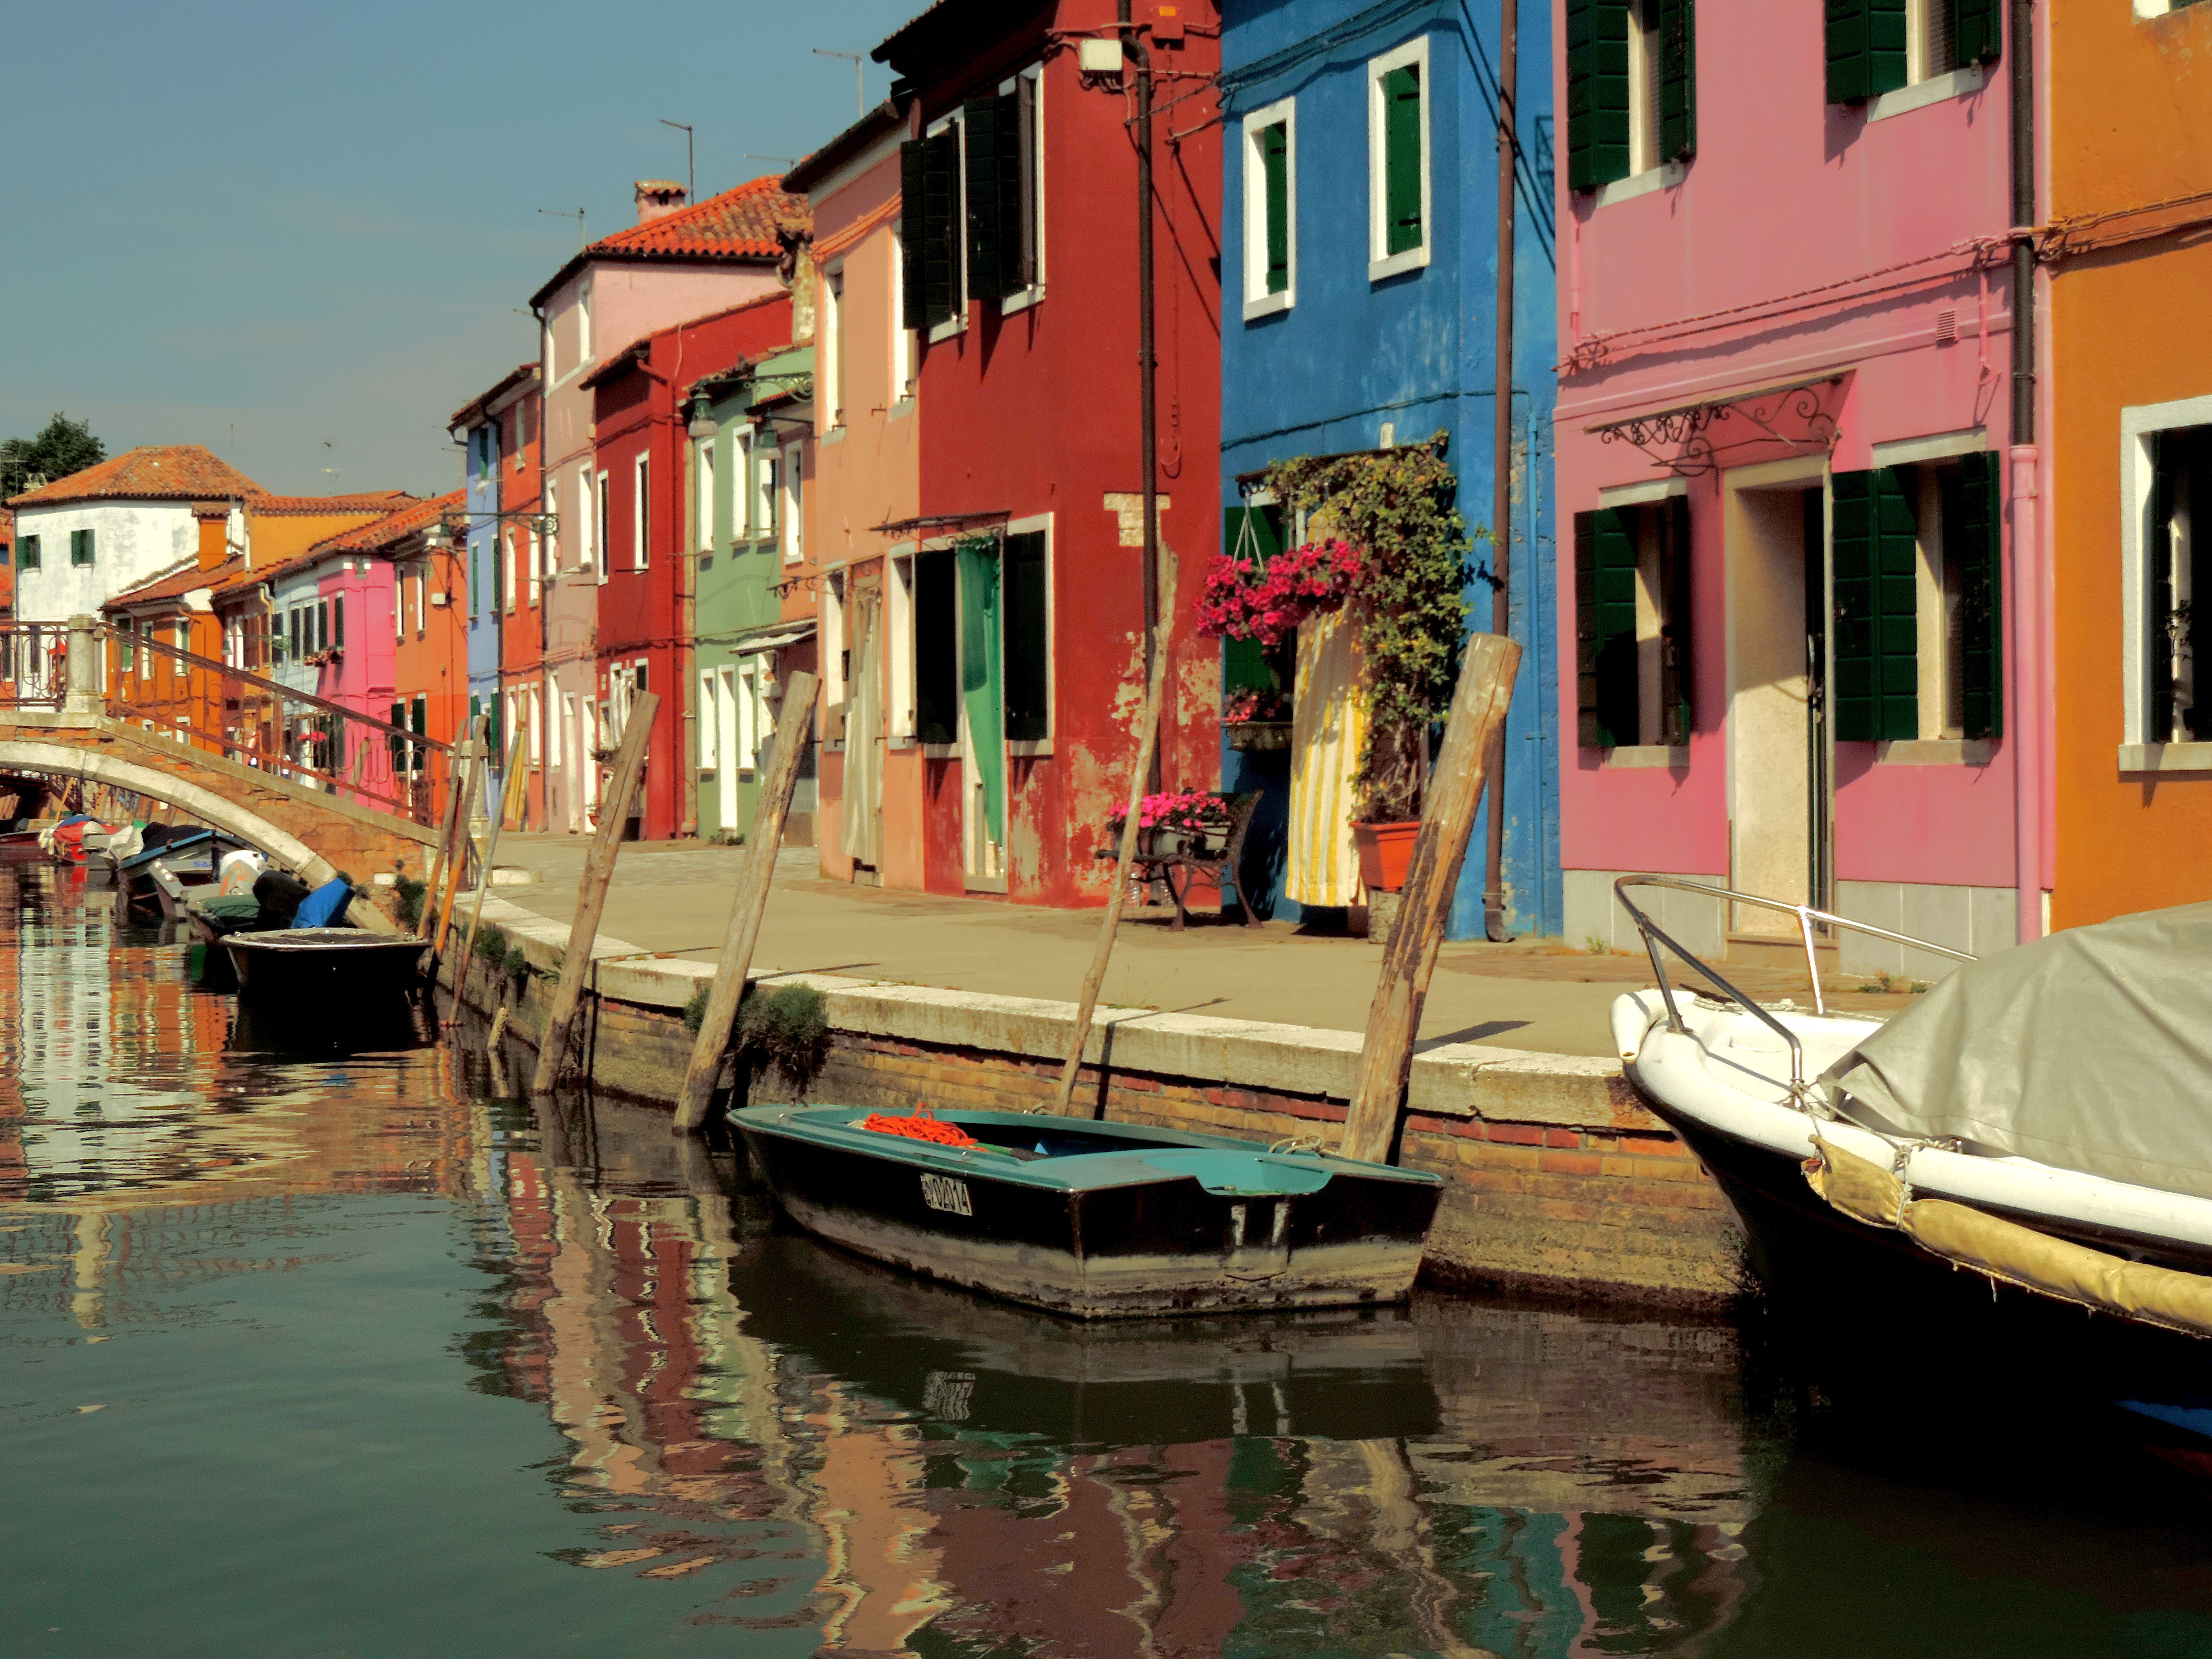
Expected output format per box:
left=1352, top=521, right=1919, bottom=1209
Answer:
left=737, top=659, right=761, bottom=768
left=548, top=683, right=565, bottom=773
left=821, top=262, right=846, bottom=431
left=577, top=279, right=593, bottom=366
left=1367, top=35, right=1432, bottom=283
left=998, top=65, right=1048, bottom=316
left=1004, top=511, right=1056, bottom=756
left=698, top=669, right=719, bottom=771
left=503, top=530, right=517, bottom=615
left=926, top=109, right=970, bottom=344
left=756, top=433, right=778, bottom=540
left=529, top=685, right=543, bottom=767
left=2121, top=392, right=2212, bottom=770
left=633, top=452, right=650, bottom=571
left=526, top=527, right=542, bottom=608
left=595, top=469, right=610, bottom=584
left=733, top=427, right=756, bottom=535
left=822, top=571, right=847, bottom=742
left=780, top=441, right=804, bottom=564
left=695, top=436, right=716, bottom=552
left=545, top=476, right=560, bottom=579
left=1869, top=0, right=1987, bottom=122
left=1241, top=96, right=1298, bottom=321
left=887, top=544, right=918, bottom=745
left=889, top=231, right=916, bottom=407
left=575, top=465, right=594, bottom=574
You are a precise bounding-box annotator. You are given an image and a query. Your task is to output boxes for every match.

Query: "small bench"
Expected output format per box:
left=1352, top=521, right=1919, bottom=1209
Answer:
left=1095, top=790, right=1265, bottom=931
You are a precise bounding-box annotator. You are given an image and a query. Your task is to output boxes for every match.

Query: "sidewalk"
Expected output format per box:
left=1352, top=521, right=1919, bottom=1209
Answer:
left=483, top=834, right=1922, bottom=1059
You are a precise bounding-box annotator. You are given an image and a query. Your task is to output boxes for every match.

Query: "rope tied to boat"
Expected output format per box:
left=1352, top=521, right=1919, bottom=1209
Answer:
left=1268, top=1135, right=1325, bottom=1155
left=858, top=1101, right=979, bottom=1148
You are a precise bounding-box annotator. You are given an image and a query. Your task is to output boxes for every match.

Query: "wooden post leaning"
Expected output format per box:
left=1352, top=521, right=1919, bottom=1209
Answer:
left=1050, top=548, right=1179, bottom=1116
left=418, top=734, right=472, bottom=939
left=673, top=670, right=821, bottom=1133
left=451, top=724, right=530, bottom=1025
left=1338, top=632, right=1522, bottom=1166
left=530, top=690, right=660, bottom=1097
left=426, top=716, right=487, bottom=962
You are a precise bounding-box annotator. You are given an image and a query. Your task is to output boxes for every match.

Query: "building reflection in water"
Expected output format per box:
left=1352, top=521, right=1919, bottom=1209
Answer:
left=493, top=1092, right=1760, bottom=1656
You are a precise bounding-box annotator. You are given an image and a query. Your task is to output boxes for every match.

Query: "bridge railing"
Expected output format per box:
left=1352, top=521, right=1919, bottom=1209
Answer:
left=0, top=619, right=458, bottom=827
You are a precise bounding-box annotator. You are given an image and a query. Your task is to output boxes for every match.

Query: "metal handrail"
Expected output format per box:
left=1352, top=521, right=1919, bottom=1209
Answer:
left=1612, top=874, right=1977, bottom=1096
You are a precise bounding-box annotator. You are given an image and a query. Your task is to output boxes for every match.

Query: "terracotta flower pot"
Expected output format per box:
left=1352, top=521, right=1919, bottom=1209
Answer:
left=1351, top=819, right=1421, bottom=893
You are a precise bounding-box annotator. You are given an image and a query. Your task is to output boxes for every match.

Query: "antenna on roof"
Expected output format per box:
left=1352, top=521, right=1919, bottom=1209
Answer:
left=744, top=155, right=796, bottom=172
left=815, top=49, right=864, bottom=118
left=538, top=207, right=586, bottom=251
left=659, top=120, right=695, bottom=204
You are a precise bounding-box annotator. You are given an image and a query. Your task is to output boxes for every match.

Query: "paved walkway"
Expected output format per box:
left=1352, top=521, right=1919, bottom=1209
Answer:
left=482, top=835, right=1925, bottom=1059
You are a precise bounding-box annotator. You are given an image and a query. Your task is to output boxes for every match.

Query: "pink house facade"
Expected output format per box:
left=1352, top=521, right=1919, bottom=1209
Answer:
left=1554, top=0, right=2044, bottom=978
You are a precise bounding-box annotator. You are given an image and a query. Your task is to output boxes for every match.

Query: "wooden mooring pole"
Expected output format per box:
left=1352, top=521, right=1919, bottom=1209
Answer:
left=530, top=691, right=659, bottom=1097
left=1338, top=632, right=1521, bottom=1166
left=451, top=724, right=530, bottom=1025
left=428, top=717, right=488, bottom=962
left=674, top=670, right=820, bottom=1134
left=417, top=736, right=472, bottom=939
left=1050, top=548, right=1177, bottom=1116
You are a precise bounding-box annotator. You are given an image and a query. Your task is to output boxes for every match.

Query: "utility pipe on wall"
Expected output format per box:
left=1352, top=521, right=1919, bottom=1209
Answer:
left=1484, top=0, right=1519, bottom=942
left=1120, top=0, right=1163, bottom=794
left=2010, top=0, right=2043, bottom=945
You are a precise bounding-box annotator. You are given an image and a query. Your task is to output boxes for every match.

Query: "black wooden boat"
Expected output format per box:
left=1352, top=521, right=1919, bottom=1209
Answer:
left=733, top=1104, right=1442, bottom=1320
left=221, top=929, right=428, bottom=1001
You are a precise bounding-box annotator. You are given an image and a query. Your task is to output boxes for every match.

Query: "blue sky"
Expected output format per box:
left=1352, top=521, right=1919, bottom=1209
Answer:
left=0, top=0, right=921, bottom=496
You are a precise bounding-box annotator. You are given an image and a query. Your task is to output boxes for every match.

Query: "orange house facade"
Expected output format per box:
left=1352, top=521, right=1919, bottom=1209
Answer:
left=2049, top=0, right=2212, bottom=926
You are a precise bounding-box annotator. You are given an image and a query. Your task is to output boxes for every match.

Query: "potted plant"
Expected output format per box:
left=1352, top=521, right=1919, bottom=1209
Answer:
left=1108, top=790, right=1231, bottom=858
left=1222, top=687, right=1291, bottom=750
left=1199, top=437, right=1474, bottom=894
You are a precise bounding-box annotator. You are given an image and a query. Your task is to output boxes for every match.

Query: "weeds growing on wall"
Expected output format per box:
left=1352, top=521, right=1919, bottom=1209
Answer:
left=394, top=876, right=427, bottom=928
left=683, top=980, right=831, bottom=1095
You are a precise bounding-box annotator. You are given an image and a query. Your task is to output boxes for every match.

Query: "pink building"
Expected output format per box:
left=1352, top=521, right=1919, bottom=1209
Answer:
left=1554, top=0, right=2042, bottom=979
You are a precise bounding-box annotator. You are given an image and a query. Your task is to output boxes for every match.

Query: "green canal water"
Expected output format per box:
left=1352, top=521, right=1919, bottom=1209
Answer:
left=7, top=858, right=2212, bottom=1657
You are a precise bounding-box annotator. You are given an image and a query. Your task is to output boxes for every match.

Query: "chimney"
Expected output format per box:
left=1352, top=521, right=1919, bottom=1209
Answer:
left=634, top=180, right=688, bottom=224
left=193, top=502, right=229, bottom=572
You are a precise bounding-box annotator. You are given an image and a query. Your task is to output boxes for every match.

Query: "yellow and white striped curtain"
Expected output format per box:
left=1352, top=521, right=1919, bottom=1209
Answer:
left=1286, top=606, right=1366, bottom=909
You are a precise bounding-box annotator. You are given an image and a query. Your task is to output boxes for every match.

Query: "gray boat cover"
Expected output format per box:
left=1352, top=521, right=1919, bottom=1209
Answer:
left=1823, top=901, right=2212, bottom=1200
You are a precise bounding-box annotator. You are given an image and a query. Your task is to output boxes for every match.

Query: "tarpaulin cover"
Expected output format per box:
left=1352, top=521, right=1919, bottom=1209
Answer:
left=1823, top=902, right=2212, bottom=1200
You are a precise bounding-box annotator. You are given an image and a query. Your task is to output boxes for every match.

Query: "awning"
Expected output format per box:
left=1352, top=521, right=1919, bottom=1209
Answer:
left=732, top=619, right=817, bottom=656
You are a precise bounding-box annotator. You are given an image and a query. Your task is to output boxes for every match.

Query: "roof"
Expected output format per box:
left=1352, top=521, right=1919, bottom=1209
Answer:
left=251, top=491, right=416, bottom=516
left=7, top=445, right=266, bottom=509
left=449, top=362, right=541, bottom=433
left=319, top=489, right=464, bottom=556
left=530, top=175, right=809, bottom=308
left=578, top=340, right=649, bottom=392
left=105, top=555, right=239, bottom=611
left=873, top=0, right=1049, bottom=75
left=0, top=507, right=12, bottom=545
left=783, top=97, right=911, bottom=196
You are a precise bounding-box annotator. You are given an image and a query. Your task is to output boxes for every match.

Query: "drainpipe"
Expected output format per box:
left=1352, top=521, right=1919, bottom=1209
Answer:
left=1483, top=0, right=1519, bottom=942
left=1121, top=0, right=1162, bottom=794
left=2009, top=0, right=2043, bottom=945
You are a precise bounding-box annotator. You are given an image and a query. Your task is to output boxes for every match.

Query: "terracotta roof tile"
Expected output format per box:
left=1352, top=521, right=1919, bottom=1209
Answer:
left=320, top=490, right=464, bottom=556
left=251, top=491, right=416, bottom=516
left=7, top=445, right=266, bottom=508
left=531, top=176, right=808, bottom=307
left=105, top=556, right=240, bottom=611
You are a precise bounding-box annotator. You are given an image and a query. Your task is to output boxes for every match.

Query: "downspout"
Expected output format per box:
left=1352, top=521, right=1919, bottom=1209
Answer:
left=1484, top=0, right=1519, bottom=942
left=1121, top=0, right=1162, bottom=793
left=2009, top=0, right=2043, bottom=944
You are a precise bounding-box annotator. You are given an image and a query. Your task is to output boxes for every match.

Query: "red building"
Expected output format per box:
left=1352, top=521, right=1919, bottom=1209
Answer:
left=864, top=0, right=1223, bottom=906
left=585, top=293, right=794, bottom=840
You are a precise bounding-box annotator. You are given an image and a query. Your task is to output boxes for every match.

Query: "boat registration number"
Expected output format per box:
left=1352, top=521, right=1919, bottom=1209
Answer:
left=920, top=1173, right=974, bottom=1217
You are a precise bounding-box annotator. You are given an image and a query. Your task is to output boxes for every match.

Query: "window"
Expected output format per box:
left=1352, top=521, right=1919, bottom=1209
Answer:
left=914, top=546, right=959, bottom=747
left=699, top=670, right=719, bottom=771
left=1368, top=37, right=1431, bottom=280
left=577, top=280, right=593, bottom=366
left=823, top=573, right=848, bottom=741
left=888, top=551, right=918, bottom=740
left=739, top=661, right=764, bottom=769
left=1832, top=455, right=2001, bottom=743
left=549, top=686, right=564, bottom=773
left=291, top=606, right=305, bottom=662
left=2145, top=425, right=2212, bottom=744
left=470, top=535, right=482, bottom=616
left=1004, top=528, right=1051, bottom=745
left=734, top=428, right=756, bottom=535
left=1567, top=0, right=1695, bottom=192
left=577, top=466, right=595, bottom=574
left=333, top=595, right=345, bottom=650
left=1242, top=99, right=1297, bottom=319
left=1827, top=0, right=1998, bottom=105
left=633, top=453, right=650, bottom=571
left=546, top=477, right=560, bottom=573
left=696, top=436, right=716, bottom=551
left=1575, top=495, right=1693, bottom=748
left=528, top=685, right=542, bottom=766
left=596, top=470, right=611, bottom=584
left=890, top=232, right=916, bottom=401
left=527, top=526, right=542, bottom=607
left=757, top=439, right=779, bottom=539
left=119, top=620, right=136, bottom=674
left=415, top=568, right=428, bottom=637
left=512, top=400, right=528, bottom=470
left=822, top=266, right=846, bottom=428
left=900, top=71, right=1043, bottom=338
left=19, top=535, right=37, bottom=570
left=780, top=443, right=803, bottom=564
left=504, top=532, right=518, bottom=615
left=69, top=527, right=95, bottom=567
left=316, top=600, right=330, bottom=652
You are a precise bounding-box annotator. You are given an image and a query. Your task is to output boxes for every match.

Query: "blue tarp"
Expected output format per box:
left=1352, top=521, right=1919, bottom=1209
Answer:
left=291, top=879, right=353, bottom=929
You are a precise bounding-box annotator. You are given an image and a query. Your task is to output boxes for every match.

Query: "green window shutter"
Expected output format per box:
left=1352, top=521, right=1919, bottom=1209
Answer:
left=70, top=528, right=94, bottom=566
left=964, top=98, right=1003, bottom=303
left=1574, top=508, right=1636, bottom=747
left=1832, top=469, right=1918, bottom=740
left=922, top=129, right=959, bottom=328
left=1659, top=0, right=1696, bottom=161
left=1946, top=451, right=2003, bottom=741
left=994, top=86, right=1036, bottom=295
left=1832, top=472, right=1878, bottom=740
left=19, top=535, right=37, bottom=569
left=333, top=594, right=345, bottom=650
left=1659, top=493, right=1694, bottom=744
left=1003, top=531, right=1049, bottom=742
left=1874, top=468, right=1920, bottom=740
left=1383, top=64, right=1423, bottom=255
left=900, top=140, right=929, bottom=332
left=914, top=547, right=958, bottom=745
left=1952, top=0, right=2002, bottom=66
left=1567, top=0, right=1631, bottom=192
left=1261, top=124, right=1289, bottom=295
left=1827, top=0, right=1907, bottom=106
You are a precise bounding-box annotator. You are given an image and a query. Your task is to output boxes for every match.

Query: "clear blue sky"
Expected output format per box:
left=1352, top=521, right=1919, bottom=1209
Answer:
left=0, top=0, right=921, bottom=497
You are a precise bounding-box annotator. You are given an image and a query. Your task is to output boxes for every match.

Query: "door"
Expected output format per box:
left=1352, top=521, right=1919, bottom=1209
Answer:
left=1725, top=472, right=1832, bottom=939
left=956, top=540, right=1006, bottom=887
left=843, top=583, right=885, bottom=869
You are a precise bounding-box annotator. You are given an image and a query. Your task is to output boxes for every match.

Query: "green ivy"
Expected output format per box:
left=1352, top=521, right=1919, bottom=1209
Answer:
left=1259, top=435, right=1476, bottom=821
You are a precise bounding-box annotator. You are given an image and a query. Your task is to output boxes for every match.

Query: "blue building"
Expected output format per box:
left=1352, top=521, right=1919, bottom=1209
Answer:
left=1218, top=0, right=1559, bottom=938
left=447, top=362, right=537, bottom=819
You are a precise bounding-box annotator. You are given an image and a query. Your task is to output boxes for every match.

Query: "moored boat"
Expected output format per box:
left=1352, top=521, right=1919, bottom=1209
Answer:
left=733, top=1102, right=1442, bottom=1320
left=221, top=929, right=428, bottom=1000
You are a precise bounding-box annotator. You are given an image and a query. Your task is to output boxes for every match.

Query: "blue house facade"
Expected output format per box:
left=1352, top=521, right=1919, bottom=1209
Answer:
left=1219, top=0, right=1559, bottom=937
left=448, top=364, right=535, bottom=817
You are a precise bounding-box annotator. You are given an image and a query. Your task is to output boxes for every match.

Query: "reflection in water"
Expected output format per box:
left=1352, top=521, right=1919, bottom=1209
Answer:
left=5, top=858, right=2212, bottom=1657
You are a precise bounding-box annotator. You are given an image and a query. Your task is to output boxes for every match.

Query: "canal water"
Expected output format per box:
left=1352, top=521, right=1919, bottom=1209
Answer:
left=6, top=859, right=2212, bottom=1659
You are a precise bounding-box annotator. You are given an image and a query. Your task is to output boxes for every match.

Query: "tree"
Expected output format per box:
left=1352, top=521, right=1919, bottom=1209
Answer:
left=1, top=413, right=106, bottom=497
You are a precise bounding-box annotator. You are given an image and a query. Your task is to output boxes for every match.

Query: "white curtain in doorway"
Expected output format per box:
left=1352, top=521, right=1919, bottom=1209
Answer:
left=842, top=589, right=883, bottom=868
left=1286, top=606, right=1367, bottom=909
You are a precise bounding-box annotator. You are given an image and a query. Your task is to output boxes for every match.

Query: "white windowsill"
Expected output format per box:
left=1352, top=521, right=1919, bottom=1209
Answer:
left=1602, top=745, right=1688, bottom=769
left=1007, top=739, right=1053, bottom=758
left=1368, top=243, right=1429, bottom=284
left=921, top=742, right=961, bottom=759
left=1242, top=289, right=1293, bottom=322
left=1001, top=283, right=1046, bottom=317
left=888, top=736, right=916, bottom=751
left=1593, top=161, right=1687, bottom=210
left=1878, top=738, right=1996, bottom=766
left=2119, top=742, right=2212, bottom=774
left=927, top=312, right=966, bottom=345
left=1867, top=64, right=1986, bottom=124
left=887, top=396, right=916, bottom=422
left=819, top=426, right=846, bottom=449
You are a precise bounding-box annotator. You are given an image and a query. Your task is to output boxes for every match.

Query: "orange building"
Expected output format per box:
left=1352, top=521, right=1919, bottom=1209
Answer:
left=2050, top=0, right=2212, bottom=925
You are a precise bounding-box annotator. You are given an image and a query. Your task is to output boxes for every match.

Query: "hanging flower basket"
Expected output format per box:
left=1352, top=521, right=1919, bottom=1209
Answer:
left=1225, top=721, right=1292, bottom=752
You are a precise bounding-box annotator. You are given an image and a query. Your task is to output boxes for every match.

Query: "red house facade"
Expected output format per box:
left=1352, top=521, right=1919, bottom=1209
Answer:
left=867, top=0, right=1223, bottom=907
left=586, top=294, right=795, bottom=840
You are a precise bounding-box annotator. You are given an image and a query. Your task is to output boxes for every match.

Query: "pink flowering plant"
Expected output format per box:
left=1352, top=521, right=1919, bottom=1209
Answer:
left=1107, top=789, right=1231, bottom=837
left=1222, top=687, right=1289, bottom=722
left=1194, top=537, right=1362, bottom=650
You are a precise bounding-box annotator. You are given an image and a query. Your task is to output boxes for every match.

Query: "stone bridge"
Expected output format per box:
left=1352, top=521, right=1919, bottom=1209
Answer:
left=0, top=711, right=441, bottom=933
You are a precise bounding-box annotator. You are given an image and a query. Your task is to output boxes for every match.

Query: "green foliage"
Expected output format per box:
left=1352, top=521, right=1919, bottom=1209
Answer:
left=394, top=876, right=427, bottom=928
left=1258, top=435, right=1476, bottom=821
left=1, top=412, right=106, bottom=498
left=473, top=923, right=507, bottom=964
left=503, top=945, right=529, bottom=984
left=682, top=981, right=709, bottom=1035
left=684, top=980, right=831, bottom=1089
